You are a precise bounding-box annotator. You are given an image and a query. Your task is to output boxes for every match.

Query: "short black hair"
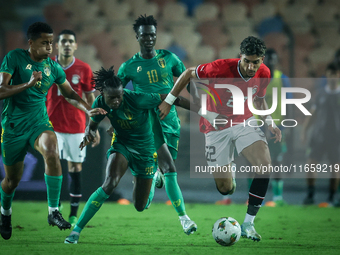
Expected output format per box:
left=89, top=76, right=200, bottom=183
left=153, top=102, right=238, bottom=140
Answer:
left=27, top=22, right=53, bottom=40
left=93, top=66, right=122, bottom=93
left=133, top=14, right=157, bottom=34
left=57, top=29, right=76, bottom=42
left=240, top=36, right=266, bottom=57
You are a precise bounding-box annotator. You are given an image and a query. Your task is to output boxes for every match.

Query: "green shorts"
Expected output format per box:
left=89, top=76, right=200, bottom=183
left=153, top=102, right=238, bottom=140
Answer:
left=150, top=110, right=180, bottom=160
left=106, top=142, right=157, bottom=179
left=1, top=121, right=54, bottom=166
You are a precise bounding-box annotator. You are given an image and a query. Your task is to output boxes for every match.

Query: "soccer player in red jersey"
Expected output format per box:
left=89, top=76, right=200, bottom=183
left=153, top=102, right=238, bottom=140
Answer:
left=159, top=36, right=281, bottom=241
left=46, top=30, right=101, bottom=226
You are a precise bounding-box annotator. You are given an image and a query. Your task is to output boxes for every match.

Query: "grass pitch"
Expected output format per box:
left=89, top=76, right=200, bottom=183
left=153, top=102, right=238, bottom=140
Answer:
left=1, top=201, right=339, bottom=255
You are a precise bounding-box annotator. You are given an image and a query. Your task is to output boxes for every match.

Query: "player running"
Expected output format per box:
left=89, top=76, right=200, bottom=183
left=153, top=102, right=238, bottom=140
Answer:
left=64, top=66, right=197, bottom=244
left=0, top=22, right=106, bottom=240
left=117, top=15, right=197, bottom=234
left=159, top=36, right=281, bottom=242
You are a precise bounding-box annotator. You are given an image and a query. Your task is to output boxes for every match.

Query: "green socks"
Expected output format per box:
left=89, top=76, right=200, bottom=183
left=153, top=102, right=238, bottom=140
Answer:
left=0, top=183, right=15, bottom=212
left=44, top=174, right=62, bottom=208
left=164, top=172, right=186, bottom=216
left=74, top=187, right=110, bottom=233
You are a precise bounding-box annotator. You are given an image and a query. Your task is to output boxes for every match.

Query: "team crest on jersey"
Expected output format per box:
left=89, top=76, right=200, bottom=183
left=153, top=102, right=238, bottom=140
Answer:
left=72, top=74, right=80, bottom=84
left=252, top=85, right=258, bottom=95
left=44, top=66, right=51, bottom=76
left=124, top=109, right=133, bottom=120
left=137, top=66, right=142, bottom=72
left=158, top=58, right=166, bottom=68
left=26, top=64, right=32, bottom=70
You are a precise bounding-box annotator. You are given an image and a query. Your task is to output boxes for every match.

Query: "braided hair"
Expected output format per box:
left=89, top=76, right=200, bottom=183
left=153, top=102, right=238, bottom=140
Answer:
left=92, top=66, right=122, bottom=93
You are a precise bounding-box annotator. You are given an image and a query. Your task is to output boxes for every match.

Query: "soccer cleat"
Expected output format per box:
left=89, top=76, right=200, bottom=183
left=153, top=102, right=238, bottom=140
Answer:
left=68, top=216, right=78, bottom=227
left=117, top=198, right=130, bottom=205
left=241, top=222, right=261, bottom=241
left=0, top=214, right=12, bottom=240
left=215, top=198, right=232, bottom=205
left=64, top=234, right=79, bottom=244
left=265, top=201, right=276, bottom=207
left=318, top=202, right=333, bottom=208
left=180, top=219, right=197, bottom=235
left=154, top=170, right=165, bottom=189
left=48, top=210, right=71, bottom=230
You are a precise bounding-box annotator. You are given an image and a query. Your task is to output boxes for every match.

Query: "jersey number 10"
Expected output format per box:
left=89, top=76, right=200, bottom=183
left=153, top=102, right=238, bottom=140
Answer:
left=147, top=70, right=159, bottom=83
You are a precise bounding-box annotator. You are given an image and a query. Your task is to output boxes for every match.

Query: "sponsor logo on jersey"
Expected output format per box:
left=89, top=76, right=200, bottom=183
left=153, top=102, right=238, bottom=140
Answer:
left=72, top=74, right=80, bottom=84
left=26, top=64, right=32, bottom=70
left=137, top=66, right=142, bottom=72
left=35, top=81, right=42, bottom=88
left=44, top=66, right=51, bottom=76
left=158, top=58, right=166, bottom=68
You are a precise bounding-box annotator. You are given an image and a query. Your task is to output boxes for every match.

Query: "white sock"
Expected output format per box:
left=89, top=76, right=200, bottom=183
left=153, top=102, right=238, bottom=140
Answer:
left=48, top=207, right=59, bottom=214
left=70, top=230, right=80, bottom=236
left=179, top=215, right=190, bottom=221
left=243, top=213, right=255, bottom=224
left=1, top=207, right=12, bottom=216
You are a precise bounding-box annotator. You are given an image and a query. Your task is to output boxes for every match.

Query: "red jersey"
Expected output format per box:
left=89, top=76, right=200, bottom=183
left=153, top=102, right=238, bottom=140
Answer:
left=46, top=56, right=94, bottom=133
left=196, top=58, right=270, bottom=133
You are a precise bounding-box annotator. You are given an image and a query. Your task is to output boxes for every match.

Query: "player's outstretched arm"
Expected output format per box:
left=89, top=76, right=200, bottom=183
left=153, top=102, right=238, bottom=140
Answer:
left=0, top=71, right=42, bottom=100
left=80, top=120, right=99, bottom=150
left=253, top=96, right=282, bottom=143
left=58, top=80, right=107, bottom=117
left=159, top=94, right=200, bottom=113
left=159, top=67, right=197, bottom=119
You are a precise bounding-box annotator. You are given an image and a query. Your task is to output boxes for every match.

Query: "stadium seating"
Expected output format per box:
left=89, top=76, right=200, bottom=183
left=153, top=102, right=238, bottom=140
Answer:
left=2, top=0, right=340, bottom=79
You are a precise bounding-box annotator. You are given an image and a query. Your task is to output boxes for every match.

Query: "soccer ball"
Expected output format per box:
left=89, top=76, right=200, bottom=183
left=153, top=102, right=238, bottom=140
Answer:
left=212, top=217, right=241, bottom=246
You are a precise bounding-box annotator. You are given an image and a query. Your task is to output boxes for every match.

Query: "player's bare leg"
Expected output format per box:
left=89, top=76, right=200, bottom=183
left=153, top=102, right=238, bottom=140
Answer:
left=132, top=176, right=154, bottom=211
left=0, top=162, right=24, bottom=240
left=35, top=131, right=70, bottom=230
left=240, top=141, right=271, bottom=241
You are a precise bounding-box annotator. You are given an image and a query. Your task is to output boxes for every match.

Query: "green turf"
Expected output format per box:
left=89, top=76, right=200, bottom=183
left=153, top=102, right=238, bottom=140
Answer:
left=1, top=201, right=339, bottom=255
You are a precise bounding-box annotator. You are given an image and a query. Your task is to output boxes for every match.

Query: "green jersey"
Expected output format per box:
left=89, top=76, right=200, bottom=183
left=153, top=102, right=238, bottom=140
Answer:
left=0, top=49, right=66, bottom=135
left=118, top=49, right=185, bottom=136
left=91, top=89, right=162, bottom=155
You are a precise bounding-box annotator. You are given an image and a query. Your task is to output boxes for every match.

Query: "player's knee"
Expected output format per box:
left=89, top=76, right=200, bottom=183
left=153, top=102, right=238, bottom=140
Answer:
left=160, top=162, right=176, bottom=174
left=5, top=177, right=20, bottom=191
left=43, top=149, right=59, bottom=165
left=102, top=177, right=119, bottom=195
left=216, top=180, right=233, bottom=195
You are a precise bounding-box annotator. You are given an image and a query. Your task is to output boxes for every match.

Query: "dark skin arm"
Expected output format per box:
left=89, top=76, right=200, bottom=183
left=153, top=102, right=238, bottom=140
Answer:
left=57, top=80, right=107, bottom=117
left=159, top=67, right=197, bottom=119
left=80, top=119, right=100, bottom=150
left=0, top=71, right=42, bottom=100
left=160, top=94, right=200, bottom=113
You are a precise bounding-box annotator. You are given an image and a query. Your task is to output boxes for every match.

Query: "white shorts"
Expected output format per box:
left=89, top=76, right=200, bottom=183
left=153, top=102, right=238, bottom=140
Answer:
left=55, top=132, right=86, bottom=163
left=204, top=117, right=267, bottom=166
